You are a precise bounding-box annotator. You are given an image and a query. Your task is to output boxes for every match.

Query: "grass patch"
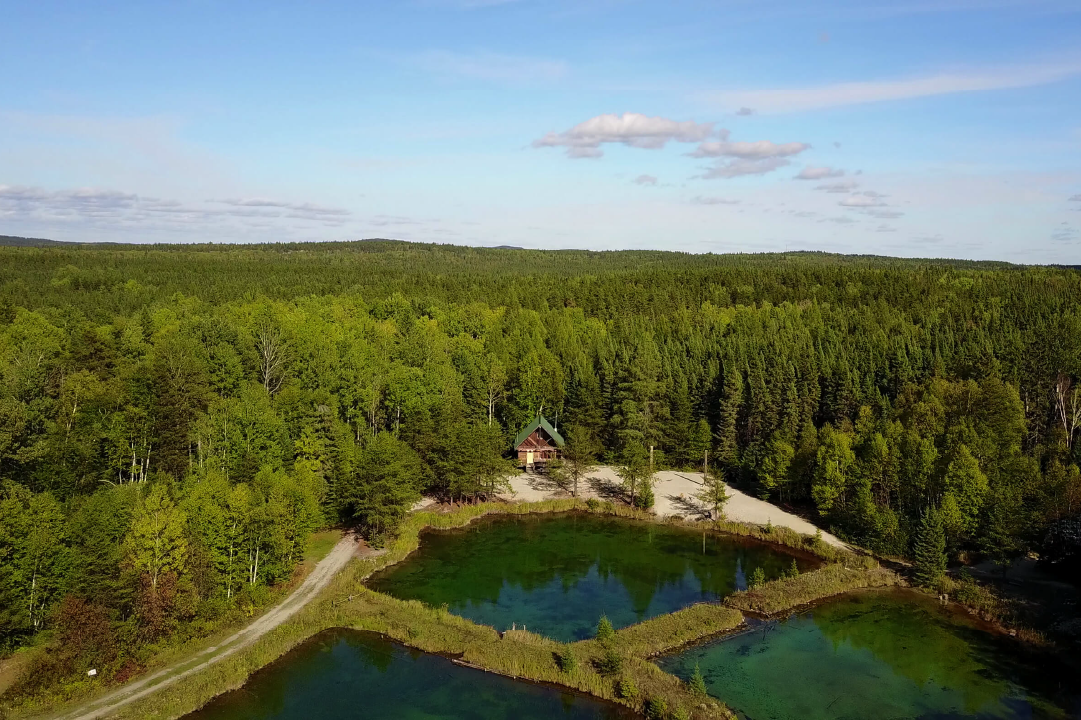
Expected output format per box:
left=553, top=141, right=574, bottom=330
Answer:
left=302, top=529, right=344, bottom=567
left=724, top=563, right=901, bottom=616
left=14, top=498, right=854, bottom=720
left=610, top=604, right=744, bottom=658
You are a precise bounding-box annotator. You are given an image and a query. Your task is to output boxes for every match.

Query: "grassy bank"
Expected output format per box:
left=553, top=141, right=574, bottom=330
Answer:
left=610, top=604, right=745, bottom=658
left=724, top=562, right=901, bottom=616
left=16, top=500, right=882, bottom=720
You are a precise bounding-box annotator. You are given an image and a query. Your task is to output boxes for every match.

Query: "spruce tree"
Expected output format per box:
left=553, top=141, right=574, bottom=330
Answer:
left=689, top=662, right=708, bottom=696
left=913, top=507, right=947, bottom=587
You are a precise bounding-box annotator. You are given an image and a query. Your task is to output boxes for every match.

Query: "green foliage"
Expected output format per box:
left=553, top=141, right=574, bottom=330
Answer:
left=689, top=661, right=708, bottom=696
left=0, top=242, right=1079, bottom=701
left=618, top=676, right=639, bottom=701
left=786, top=558, right=800, bottom=579
left=635, top=482, right=655, bottom=510
left=644, top=696, right=669, bottom=719
left=596, top=614, right=615, bottom=641
left=345, top=432, right=423, bottom=539
left=749, top=566, right=767, bottom=589
left=557, top=649, right=578, bottom=673
left=124, top=484, right=187, bottom=591
left=617, top=442, right=653, bottom=507
left=698, top=470, right=730, bottom=519
left=596, top=645, right=623, bottom=675
left=561, top=424, right=599, bottom=498
left=913, top=508, right=948, bottom=587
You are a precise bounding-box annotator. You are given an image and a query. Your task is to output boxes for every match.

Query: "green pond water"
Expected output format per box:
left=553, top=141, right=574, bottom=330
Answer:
left=659, top=588, right=1080, bottom=720
left=367, top=512, right=812, bottom=641
left=186, top=629, right=633, bottom=720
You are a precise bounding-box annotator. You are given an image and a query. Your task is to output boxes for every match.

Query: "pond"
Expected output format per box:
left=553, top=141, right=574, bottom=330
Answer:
left=186, top=629, right=634, bottom=720
left=367, top=512, right=813, bottom=641
left=658, top=588, right=1080, bottom=719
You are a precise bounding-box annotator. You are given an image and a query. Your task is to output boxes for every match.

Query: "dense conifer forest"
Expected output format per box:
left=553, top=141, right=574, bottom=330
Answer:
left=0, top=240, right=1079, bottom=692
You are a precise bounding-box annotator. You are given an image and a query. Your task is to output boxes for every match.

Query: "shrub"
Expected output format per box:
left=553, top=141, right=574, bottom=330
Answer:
left=749, top=566, right=766, bottom=588
left=689, top=661, right=708, bottom=696
left=671, top=706, right=691, bottom=720
left=586, top=497, right=600, bottom=511
left=634, top=484, right=655, bottom=510
left=644, top=696, right=669, bottom=719
left=617, top=676, right=639, bottom=701
left=786, top=558, right=800, bottom=579
left=595, top=645, right=623, bottom=675
left=556, top=650, right=578, bottom=673
left=596, top=614, right=615, bottom=641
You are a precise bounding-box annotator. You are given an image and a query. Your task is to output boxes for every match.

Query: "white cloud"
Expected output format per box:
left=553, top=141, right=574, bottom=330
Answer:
left=533, top=113, right=716, bottom=158
left=213, top=198, right=351, bottom=218
left=816, top=179, right=860, bottom=193
left=689, top=139, right=808, bottom=159
left=876, top=224, right=899, bottom=233
left=1070, top=194, right=1081, bottom=201
left=633, top=174, right=658, bottom=186
left=692, top=196, right=740, bottom=205
left=710, top=60, right=1081, bottom=113
left=0, top=185, right=354, bottom=231
left=735, top=107, right=755, bottom=116
left=839, top=193, right=888, bottom=208
left=697, top=157, right=792, bottom=179
left=795, top=166, right=845, bottom=180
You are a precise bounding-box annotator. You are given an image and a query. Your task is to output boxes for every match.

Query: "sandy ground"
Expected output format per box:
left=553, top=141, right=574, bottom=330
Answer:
left=51, top=534, right=363, bottom=720
left=500, top=466, right=847, bottom=549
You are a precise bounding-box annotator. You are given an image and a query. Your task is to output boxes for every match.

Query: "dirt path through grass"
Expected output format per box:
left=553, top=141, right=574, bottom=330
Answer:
left=48, top=535, right=360, bottom=720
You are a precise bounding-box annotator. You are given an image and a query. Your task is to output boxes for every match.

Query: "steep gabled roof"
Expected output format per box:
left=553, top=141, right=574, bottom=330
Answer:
left=513, top=415, right=565, bottom=449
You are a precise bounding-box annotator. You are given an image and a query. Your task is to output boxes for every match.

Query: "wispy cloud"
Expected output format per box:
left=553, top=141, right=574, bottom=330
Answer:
left=708, top=60, right=1081, bottom=113
left=816, top=180, right=860, bottom=193
left=689, top=138, right=809, bottom=159
left=633, top=174, right=658, bottom=186
left=0, top=185, right=354, bottom=230
left=533, top=113, right=715, bottom=158
left=795, top=166, right=845, bottom=180
left=697, top=157, right=793, bottom=179
left=212, top=198, right=352, bottom=218
left=691, top=196, right=741, bottom=205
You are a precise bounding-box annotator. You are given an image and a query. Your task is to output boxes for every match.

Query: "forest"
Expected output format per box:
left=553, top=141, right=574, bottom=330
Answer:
left=0, top=240, right=1079, bottom=693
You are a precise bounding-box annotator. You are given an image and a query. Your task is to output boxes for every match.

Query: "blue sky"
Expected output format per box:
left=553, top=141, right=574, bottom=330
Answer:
left=2, top=1, right=1080, bottom=261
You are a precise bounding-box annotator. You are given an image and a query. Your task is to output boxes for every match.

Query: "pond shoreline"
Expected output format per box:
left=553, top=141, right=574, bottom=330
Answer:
left=30, top=499, right=894, bottom=720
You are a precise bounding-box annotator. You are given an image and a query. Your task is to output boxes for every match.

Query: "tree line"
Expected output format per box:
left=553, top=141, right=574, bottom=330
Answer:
left=0, top=242, right=1079, bottom=687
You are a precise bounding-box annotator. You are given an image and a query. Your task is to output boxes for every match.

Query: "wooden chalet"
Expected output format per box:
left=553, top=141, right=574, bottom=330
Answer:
left=513, top=415, right=565, bottom=470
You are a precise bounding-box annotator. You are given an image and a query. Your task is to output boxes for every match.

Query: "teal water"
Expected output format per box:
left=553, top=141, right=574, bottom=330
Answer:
left=367, top=512, right=812, bottom=641
left=659, top=588, right=1079, bottom=720
left=186, top=629, right=633, bottom=720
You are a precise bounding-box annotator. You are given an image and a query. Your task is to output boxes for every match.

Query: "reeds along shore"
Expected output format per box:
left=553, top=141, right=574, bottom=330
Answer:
left=22, top=501, right=893, bottom=720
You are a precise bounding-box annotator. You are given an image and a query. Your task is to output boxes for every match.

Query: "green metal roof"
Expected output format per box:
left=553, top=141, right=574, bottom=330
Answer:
left=513, top=415, right=565, bottom=449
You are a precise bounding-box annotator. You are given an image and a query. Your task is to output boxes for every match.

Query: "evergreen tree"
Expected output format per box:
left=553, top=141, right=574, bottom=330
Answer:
left=913, top=507, right=947, bottom=587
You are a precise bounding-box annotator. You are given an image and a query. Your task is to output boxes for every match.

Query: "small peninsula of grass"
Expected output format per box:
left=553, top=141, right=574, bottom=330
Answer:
left=18, top=500, right=891, bottom=720
left=724, top=562, right=901, bottom=617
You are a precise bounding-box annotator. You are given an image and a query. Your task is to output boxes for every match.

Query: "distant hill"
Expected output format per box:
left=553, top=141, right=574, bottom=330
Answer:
left=0, top=235, right=72, bottom=247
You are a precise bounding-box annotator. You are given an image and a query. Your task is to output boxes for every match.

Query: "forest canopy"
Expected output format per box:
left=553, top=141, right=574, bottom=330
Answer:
left=0, top=241, right=1079, bottom=684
